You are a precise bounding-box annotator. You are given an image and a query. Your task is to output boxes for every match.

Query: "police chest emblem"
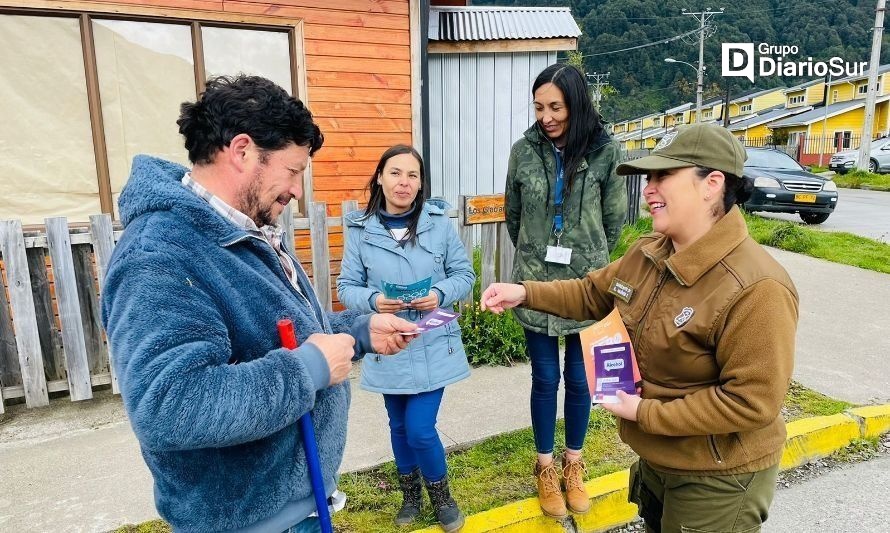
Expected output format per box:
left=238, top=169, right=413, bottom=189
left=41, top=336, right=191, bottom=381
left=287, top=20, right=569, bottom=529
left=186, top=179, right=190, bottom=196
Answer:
left=674, top=307, right=694, bottom=327
left=608, top=278, right=634, bottom=303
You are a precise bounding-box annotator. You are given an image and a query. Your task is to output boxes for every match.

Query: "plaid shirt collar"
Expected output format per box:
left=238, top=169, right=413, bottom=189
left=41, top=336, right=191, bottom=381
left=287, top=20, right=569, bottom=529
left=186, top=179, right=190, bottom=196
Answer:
left=181, top=172, right=284, bottom=242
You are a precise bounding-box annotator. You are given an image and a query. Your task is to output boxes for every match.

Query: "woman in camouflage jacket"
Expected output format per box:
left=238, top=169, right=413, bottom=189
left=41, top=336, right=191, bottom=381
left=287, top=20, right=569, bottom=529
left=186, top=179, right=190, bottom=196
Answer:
left=504, top=64, right=627, bottom=519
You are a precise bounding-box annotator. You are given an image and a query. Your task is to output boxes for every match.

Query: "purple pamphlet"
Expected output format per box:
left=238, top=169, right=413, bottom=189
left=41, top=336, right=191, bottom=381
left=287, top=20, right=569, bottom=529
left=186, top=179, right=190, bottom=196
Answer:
left=592, top=342, right=636, bottom=403
left=402, top=308, right=460, bottom=334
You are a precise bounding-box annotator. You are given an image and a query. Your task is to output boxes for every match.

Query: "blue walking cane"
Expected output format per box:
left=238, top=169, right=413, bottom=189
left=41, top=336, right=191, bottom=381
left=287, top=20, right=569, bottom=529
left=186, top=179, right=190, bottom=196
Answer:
left=278, top=318, right=334, bottom=533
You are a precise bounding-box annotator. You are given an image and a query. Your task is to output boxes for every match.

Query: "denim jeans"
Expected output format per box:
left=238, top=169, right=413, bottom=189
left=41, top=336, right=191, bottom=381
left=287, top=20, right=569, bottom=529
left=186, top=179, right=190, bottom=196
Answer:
left=283, top=517, right=321, bottom=533
left=524, top=329, right=591, bottom=453
left=383, top=387, right=447, bottom=481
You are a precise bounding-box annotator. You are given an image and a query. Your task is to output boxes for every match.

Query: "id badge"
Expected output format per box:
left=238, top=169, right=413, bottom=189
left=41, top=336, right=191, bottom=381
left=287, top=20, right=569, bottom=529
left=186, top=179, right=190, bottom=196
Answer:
left=545, top=245, right=572, bottom=265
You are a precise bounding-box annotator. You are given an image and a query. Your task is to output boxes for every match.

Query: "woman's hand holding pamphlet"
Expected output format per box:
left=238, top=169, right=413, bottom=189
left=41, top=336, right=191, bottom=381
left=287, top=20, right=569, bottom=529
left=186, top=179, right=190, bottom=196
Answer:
left=578, top=308, right=642, bottom=404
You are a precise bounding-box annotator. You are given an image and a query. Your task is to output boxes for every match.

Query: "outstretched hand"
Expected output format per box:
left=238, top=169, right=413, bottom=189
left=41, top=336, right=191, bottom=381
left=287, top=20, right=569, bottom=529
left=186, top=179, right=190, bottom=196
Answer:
left=479, top=283, right=527, bottom=314
left=369, top=313, right=419, bottom=354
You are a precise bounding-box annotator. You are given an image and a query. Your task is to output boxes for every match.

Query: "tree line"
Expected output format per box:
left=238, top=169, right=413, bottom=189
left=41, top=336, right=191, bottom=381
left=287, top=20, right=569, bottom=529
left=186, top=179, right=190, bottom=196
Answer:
left=473, top=0, right=888, bottom=122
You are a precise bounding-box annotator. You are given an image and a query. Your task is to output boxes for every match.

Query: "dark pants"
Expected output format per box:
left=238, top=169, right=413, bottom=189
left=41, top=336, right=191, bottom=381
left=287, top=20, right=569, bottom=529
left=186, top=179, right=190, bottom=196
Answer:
left=628, top=459, right=779, bottom=533
left=383, top=387, right=447, bottom=481
left=524, top=329, right=591, bottom=453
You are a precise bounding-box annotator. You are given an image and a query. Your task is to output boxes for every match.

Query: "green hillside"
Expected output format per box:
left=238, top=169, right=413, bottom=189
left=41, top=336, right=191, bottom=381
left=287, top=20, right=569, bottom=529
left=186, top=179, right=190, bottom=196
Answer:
left=473, top=0, right=888, bottom=122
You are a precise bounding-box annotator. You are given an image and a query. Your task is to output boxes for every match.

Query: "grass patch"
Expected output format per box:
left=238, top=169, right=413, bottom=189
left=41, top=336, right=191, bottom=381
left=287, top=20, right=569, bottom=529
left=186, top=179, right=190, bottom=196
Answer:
left=743, top=212, right=890, bottom=272
left=115, top=521, right=170, bottom=533
left=808, top=165, right=829, bottom=173
left=117, top=382, right=853, bottom=533
left=831, top=437, right=881, bottom=462
left=782, top=381, right=852, bottom=421
left=334, top=408, right=635, bottom=532
left=610, top=217, right=653, bottom=260
left=330, top=380, right=851, bottom=532
left=833, top=169, right=890, bottom=191
left=612, top=213, right=890, bottom=274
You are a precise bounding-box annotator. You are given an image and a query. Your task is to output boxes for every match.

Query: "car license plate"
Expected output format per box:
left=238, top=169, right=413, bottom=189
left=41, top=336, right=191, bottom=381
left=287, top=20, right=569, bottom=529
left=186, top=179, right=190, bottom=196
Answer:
left=794, top=193, right=817, bottom=203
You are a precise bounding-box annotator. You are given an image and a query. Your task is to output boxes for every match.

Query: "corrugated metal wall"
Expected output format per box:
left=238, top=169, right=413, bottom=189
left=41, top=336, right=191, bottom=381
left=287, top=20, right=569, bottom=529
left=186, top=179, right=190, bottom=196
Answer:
left=428, top=51, right=557, bottom=206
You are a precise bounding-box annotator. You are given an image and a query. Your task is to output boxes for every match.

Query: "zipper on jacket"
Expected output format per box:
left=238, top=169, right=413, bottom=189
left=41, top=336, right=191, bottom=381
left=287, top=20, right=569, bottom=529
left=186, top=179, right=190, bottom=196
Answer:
left=707, top=435, right=724, bottom=464
left=636, top=268, right=670, bottom=334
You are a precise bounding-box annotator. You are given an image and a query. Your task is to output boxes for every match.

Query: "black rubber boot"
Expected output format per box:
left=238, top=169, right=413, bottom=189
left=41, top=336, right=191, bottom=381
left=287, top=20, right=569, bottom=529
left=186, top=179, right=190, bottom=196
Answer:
left=394, top=468, right=423, bottom=526
left=424, top=476, right=465, bottom=532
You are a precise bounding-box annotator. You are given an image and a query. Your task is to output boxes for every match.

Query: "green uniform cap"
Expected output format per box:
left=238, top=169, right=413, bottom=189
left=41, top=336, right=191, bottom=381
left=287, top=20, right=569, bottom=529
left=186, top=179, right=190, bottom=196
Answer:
left=616, top=123, right=747, bottom=177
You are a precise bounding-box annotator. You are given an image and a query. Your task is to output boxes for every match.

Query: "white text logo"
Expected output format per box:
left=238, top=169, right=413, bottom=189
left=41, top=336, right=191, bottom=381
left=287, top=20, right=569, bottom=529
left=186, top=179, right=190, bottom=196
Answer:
left=722, top=43, right=867, bottom=83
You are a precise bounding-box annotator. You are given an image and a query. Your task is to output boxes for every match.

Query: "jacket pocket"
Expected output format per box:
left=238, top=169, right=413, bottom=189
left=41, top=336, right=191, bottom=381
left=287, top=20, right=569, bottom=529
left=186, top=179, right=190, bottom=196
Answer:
left=360, top=351, right=414, bottom=391
left=707, top=435, right=724, bottom=465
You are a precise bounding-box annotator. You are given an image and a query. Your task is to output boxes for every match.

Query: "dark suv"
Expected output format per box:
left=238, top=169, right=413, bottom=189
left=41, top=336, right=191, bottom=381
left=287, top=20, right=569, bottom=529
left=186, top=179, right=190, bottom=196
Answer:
left=743, top=147, right=838, bottom=224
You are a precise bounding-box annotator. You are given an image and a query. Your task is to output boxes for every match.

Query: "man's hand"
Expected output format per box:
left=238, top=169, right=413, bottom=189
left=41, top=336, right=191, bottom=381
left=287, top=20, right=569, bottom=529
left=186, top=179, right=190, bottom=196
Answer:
left=601, top=390, right=642, bottom=421
left=409, top=291, right=439, bottom=312
left=369, top=313, right=419, bottom=354
left=304, top=333, right=355, bottom=386
left=376, top=294, right=407, bottom=314
left=479, top=283, right=527, bottom=314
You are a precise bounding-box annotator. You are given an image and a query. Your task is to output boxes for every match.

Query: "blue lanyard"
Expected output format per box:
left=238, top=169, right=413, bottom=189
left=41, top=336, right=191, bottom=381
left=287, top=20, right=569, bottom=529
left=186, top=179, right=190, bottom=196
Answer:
left=552, top=144, right=565, bottom=237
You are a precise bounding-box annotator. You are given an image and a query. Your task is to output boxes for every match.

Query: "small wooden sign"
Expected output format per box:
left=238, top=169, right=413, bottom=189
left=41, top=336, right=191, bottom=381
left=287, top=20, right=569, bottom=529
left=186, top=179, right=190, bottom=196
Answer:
left=463, top=194, right=506, bottom=225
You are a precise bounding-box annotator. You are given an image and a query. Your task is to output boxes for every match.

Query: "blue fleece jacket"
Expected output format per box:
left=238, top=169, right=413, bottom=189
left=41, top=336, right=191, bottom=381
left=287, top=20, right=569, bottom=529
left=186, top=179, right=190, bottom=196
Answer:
left=101, top=155, right=371, bottom=532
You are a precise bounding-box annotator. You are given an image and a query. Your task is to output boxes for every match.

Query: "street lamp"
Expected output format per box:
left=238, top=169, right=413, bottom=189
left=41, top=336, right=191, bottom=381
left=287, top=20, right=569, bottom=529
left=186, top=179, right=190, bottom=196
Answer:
left=666, top=57, right=705, bottom=124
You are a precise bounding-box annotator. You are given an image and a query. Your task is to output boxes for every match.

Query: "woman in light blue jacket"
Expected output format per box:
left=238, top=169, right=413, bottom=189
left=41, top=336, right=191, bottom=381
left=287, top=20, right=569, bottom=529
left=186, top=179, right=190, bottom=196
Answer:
left=337, top=145, right=474, bottom=532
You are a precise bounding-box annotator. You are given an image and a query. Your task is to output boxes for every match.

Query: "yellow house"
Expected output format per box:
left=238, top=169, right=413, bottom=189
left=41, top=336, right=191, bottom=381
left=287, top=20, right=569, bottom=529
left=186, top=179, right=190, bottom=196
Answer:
left=783, top=79, right=826, bottom=108
left=614, top=112, right=664, bottom=151
left=728, top=104, right=813, bottom=143
left=640, top=113, right=660, bottom=130
left=768, top=95, right=890, bottom=164
left=727, top=87, right=787, bottom=118
left=694, top=97, right=724, bottom=123
left=610, top=121, right=629, bottom=136
left=826, top=63, right=890, bottom=104
left=665, top=102, right=693, bottom=127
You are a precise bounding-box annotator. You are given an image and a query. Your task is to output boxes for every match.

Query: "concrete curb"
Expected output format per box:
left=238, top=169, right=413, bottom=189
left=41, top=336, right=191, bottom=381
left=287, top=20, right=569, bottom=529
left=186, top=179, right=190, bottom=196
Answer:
left=413, top=405, right=890, bottom=533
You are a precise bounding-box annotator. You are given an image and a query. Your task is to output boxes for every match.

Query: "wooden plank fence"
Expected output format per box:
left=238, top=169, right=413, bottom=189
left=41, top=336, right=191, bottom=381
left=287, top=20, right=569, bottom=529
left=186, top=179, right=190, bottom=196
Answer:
left=0, top=178, right=641, bottom=411
left=0, top=201, right=473, bottom=410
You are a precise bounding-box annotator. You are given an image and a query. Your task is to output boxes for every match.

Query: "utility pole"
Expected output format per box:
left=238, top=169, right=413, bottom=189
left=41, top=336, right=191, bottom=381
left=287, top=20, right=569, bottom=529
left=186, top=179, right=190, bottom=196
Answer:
left=857, top=0, right=885, bottom=171
left=818, top=72, right=833, bottom=168
left=586, top=72, right=610, bottom=110
left=682, top=8, right=724, bottom=123
left=722, top=76, right=731, bottom=127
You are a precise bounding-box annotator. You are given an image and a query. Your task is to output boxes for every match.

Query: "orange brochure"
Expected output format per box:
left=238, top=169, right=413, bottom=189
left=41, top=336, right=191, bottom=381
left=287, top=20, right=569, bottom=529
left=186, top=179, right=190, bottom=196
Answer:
left=578, top=307, right=642, bottom=403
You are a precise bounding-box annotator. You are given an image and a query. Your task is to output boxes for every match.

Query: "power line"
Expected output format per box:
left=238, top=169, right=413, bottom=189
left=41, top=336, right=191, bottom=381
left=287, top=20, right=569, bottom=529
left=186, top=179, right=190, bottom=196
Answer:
left=571, top=27, right=702, bottom=58
left=584, top=0, right=841, bottom=20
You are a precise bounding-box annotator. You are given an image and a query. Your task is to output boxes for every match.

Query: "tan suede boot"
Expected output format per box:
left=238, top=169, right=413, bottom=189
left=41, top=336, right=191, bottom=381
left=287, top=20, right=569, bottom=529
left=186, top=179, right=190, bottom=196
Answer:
left=534, top=460, right=567, bottom=518
left=562, top=454, right=591, bottom=514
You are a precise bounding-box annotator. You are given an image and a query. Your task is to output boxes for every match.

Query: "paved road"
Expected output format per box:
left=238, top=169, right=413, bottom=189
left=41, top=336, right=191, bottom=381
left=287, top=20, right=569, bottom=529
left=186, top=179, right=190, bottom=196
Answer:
left=754, top=187, right=890, bottom=242
left=764, top=455, right=890, bottom=532
left=768, top=247, right=890, bottom=405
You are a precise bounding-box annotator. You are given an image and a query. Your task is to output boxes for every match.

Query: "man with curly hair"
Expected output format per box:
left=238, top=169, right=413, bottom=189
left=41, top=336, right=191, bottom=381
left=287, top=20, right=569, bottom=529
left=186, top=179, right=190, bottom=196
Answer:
left=101, top=75, right=418, bottom=533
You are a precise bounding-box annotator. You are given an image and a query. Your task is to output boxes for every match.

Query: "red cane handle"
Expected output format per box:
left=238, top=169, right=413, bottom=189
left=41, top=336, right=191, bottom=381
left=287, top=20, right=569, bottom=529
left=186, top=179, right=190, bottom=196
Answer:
left=277, top=319, right=298, bottom=349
